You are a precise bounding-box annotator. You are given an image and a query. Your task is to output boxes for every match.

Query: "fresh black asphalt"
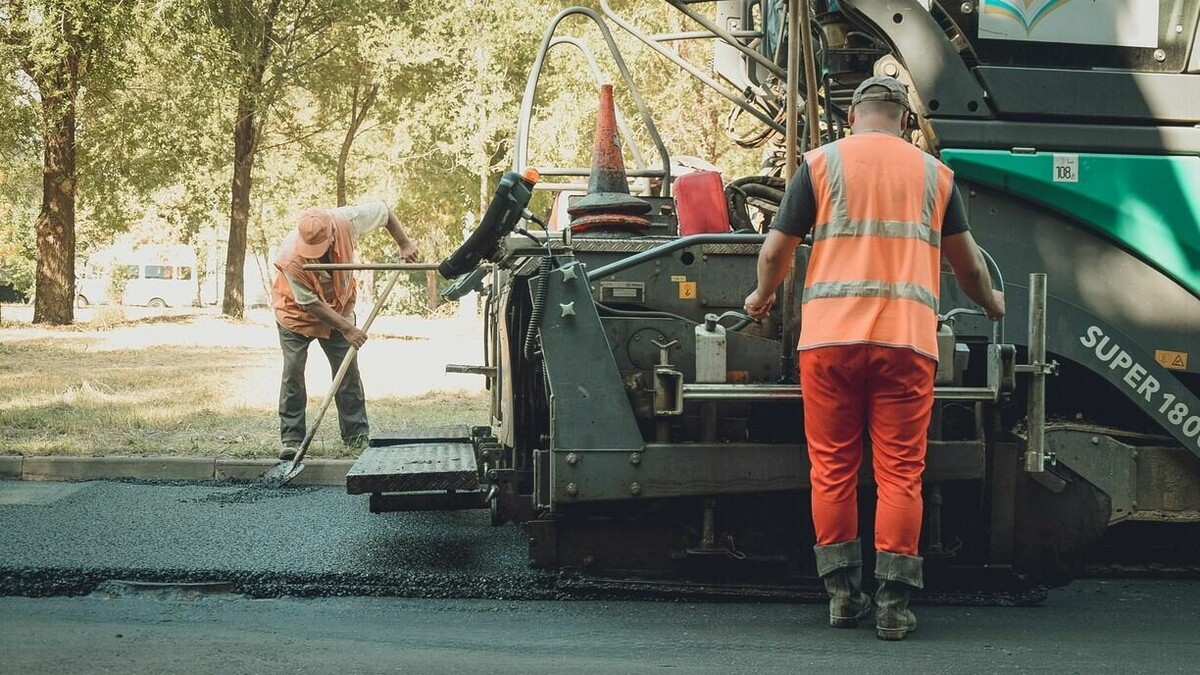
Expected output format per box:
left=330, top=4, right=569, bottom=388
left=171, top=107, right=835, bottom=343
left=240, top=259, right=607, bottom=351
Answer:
left=0, top=479, right=547, bottom=599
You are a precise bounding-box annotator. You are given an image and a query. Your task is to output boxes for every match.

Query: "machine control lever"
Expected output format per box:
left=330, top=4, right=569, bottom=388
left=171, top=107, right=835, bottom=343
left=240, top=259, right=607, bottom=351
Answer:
left=704, top=310, right=761, bottom=332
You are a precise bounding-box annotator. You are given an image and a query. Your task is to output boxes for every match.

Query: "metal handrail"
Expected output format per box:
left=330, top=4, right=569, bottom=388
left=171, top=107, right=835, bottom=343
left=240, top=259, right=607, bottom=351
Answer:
left=546, top=36, right=647, bottom=173
left=514, top=7, right=672, bottom=195
left=681, top=383, right=1001, bottom=402
left=587, top=233, right=768, bottom=281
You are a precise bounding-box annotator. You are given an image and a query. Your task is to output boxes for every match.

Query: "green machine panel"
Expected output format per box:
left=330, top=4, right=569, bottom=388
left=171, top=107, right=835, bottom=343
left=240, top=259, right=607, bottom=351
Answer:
left=941, top=149, right=1200, bottom=298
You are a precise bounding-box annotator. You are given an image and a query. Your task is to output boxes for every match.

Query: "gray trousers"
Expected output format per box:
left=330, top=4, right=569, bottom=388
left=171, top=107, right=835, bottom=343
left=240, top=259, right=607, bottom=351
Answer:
left=276, top=322, right=369, bottom=445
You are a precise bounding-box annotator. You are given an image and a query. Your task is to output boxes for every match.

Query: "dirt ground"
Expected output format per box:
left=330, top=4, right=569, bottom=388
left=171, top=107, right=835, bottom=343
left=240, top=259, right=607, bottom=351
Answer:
left=0, top=304, right=489, bottom=458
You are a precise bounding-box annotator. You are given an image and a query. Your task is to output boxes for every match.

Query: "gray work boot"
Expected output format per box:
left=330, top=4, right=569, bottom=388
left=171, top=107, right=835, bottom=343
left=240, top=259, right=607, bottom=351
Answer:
left=279, top=442, right=300, bottom=461
left=814, top=540, right=872, bottom=628
left=874, top=551, right=923, bottom=641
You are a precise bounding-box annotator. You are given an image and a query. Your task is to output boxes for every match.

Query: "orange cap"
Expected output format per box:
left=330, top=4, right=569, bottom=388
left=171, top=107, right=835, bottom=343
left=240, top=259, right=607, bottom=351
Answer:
left=521, top=166, right=541, bottom=183
left=295, top=209, right=334, bottom=259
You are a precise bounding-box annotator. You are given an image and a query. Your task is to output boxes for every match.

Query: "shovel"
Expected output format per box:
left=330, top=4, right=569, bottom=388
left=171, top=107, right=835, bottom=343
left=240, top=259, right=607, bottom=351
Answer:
left=262, top=269, right=403, bottom=487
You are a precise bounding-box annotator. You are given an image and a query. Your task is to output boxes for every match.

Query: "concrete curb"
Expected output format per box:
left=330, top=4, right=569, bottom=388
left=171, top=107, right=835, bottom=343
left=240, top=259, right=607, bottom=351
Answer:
left=0, top=455, right=23, bottom=479
left=2, top=455, right=354, bottom=486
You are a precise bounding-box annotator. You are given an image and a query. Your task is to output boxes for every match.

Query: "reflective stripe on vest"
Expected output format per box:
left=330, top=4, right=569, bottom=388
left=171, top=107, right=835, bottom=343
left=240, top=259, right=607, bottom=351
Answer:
left=798, top=134, right=953, bottom=359
left=804, top=280, right=939, bottom=311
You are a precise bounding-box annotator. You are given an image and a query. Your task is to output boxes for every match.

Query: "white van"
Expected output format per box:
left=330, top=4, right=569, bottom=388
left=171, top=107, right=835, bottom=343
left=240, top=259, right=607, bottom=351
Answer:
left=76, top=245, right=200, bottom=308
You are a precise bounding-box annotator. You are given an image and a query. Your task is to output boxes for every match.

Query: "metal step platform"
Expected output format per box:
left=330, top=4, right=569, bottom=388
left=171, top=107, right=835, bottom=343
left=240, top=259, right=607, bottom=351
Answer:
left=367, top=424, right=473, bottom=446
left=346, top=425, right=480, bottom=497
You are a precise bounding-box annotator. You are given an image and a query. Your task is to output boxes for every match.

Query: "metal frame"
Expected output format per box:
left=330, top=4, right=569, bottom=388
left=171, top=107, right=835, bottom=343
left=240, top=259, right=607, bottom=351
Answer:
left=597, top=0, right=786, bottom=135
left=514, top=7, right=672, bottom=193
left=551, top=440, right=988, bottom=503
left=836, top=0, right=990, bottom=118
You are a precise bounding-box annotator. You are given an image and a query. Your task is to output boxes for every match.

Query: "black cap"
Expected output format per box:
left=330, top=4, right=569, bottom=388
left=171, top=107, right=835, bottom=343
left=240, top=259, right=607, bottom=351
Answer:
left=850, top=76, right=910, bottom=110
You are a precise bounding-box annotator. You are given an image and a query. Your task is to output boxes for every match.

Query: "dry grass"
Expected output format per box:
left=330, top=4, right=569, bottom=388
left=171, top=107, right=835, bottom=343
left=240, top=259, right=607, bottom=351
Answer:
left=0, top=306, right=490, bottom=458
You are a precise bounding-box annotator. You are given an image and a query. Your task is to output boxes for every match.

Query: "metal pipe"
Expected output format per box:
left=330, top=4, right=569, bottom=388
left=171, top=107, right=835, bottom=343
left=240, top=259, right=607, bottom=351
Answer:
left=1024, top=273, right=1049, bottom=472
left=599, top=0, right=785, bottom=137
left=778, top=266, right=798, bottom=385
left=649, top=29, right=762, bottom=42
left=785, top=0, right=801, bottom=178
left=979, top=246, right=1006, bottom=345
left=680, top=383, right=1000, bottom=401
left=778, top=1, right=807, bottom=384
left=798, top=0, right=822, bottom=150
left=664, top=0, right=786, bottom=79
left=587, top=234, right=767, bottom=281
left=302, top=263, right=445, bottom=271
left=548, top=36, right=647, bottom=172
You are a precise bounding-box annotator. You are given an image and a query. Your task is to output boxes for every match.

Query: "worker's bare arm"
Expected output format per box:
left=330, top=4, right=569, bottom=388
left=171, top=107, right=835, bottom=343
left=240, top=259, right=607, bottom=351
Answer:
left=744, top=229, right=802, bottom=318
left=941, top=231, right=1005, bottom=320
left=384, top=206, right=420, bottom=263
left=301, top=301, right=368, bottom=348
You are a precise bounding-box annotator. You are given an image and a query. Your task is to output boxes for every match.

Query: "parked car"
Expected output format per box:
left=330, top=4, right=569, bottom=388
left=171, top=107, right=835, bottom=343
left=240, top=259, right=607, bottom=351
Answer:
left=76, top=245, right=200, bottom=308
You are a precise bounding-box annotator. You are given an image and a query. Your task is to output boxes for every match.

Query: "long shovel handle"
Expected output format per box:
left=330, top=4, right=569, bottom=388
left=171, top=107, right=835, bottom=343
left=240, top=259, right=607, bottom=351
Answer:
left=289, top=269, right=404, bottom=466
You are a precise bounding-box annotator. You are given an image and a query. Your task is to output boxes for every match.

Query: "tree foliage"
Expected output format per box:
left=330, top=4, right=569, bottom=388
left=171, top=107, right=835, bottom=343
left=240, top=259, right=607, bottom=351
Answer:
left=1, top=0, right=138, bottom=323
left=1, top=0, right=764, bottom=319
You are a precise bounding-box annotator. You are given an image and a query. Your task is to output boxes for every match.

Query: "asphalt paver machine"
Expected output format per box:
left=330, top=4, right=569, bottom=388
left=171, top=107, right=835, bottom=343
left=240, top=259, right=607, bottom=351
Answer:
left=346, top=0, right=1200, bottom=590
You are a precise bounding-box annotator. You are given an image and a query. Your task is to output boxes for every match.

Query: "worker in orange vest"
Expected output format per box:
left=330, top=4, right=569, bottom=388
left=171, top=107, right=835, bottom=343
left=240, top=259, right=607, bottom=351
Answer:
left=272, top=203, right=420, bottom=460
left=744, top=76, right=1004, bottom=640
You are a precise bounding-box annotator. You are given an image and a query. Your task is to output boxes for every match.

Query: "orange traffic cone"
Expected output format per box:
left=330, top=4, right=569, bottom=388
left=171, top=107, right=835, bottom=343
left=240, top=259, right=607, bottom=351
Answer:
left=568, top=83, right=651, bottom=232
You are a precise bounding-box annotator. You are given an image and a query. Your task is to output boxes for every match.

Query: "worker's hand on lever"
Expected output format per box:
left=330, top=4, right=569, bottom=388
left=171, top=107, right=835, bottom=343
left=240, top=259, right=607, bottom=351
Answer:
left=984, top=290, right=1005, bottom=321
left=399, top=239, right=420, bottom=263
left=743, top=288, right=776, bottom=319
left=342, top=325, right=368, bottom=349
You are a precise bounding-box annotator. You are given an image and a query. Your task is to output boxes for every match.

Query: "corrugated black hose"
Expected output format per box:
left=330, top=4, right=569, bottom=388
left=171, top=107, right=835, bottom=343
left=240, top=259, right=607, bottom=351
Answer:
left=523, top=254, right=552, bottom=362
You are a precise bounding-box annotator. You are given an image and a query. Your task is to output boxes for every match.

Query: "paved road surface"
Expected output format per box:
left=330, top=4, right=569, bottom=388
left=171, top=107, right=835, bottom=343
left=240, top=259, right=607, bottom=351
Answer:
left=1, top=479, right=1198, bottom=673
left=0, top=479, right=536, bottom=598
left=2, top=582, right=1198, bottom=674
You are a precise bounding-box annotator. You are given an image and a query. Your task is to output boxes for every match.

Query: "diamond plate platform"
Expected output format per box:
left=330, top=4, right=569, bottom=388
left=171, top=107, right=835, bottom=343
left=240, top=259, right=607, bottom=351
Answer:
left=345, top=441, right=479, bottom=495
left=368, top=425, right=472, bottom=446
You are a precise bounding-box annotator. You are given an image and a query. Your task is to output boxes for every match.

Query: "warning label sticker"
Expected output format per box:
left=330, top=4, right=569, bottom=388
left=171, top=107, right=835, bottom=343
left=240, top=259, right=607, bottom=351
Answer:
left=678, top=282, right=697, bottom=300
left=1156, top=350, right=1189, bottom=371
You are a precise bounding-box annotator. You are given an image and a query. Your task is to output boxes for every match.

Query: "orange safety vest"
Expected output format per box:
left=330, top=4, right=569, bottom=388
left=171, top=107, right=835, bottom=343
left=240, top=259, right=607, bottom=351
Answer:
left=798, top=133, right=954, bottom=360
left=271, top=211, right=357, bottom=339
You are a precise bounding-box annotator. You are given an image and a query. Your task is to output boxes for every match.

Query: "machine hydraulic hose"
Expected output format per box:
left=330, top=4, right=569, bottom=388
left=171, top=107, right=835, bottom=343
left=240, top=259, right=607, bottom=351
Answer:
left=523, top=255, right=552, bottom=362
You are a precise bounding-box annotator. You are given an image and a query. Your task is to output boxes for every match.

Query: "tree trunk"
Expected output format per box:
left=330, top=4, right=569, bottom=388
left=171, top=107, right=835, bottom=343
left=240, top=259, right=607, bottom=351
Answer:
left=222, top=93, right=257, bottom=319
left=335, top=117, right=353, bottom=208
left=336, top=80, right=378, bottom=207
left=220, top=0, right=282, bottom=319
left=32, top=81, right=77, bottom=326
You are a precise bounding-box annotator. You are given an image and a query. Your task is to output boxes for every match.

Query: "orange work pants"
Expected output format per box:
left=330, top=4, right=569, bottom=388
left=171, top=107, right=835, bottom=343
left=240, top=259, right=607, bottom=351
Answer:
left=799, top=343, right=936, bottom=556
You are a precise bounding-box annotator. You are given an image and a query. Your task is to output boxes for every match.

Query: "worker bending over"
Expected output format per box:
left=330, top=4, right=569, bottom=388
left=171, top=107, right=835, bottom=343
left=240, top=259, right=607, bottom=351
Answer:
left=272, top=202, right=420, bottom=460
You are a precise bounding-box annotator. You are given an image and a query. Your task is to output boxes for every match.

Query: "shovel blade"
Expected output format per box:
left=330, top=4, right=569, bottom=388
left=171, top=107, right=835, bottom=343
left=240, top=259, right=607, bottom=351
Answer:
left=261, top=460, right=305, bottom=488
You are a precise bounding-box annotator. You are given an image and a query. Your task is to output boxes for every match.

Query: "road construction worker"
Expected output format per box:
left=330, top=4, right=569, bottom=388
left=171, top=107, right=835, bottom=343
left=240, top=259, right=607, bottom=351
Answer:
left=272, top=202, right=420, bottom=460
left=743, top=76, right=1005, bottom=640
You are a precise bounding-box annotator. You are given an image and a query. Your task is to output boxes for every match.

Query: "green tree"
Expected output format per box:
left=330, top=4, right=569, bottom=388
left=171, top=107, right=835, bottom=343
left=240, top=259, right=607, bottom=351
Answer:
left=1, top=0, right=133, bottom=324
left=177, top=0, right=406, bottom=318
left=354, top=0, right=556, bottom=265
left=0, top=69, right=39, bottom=299
left=208, top=0, right=287, bottom=318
